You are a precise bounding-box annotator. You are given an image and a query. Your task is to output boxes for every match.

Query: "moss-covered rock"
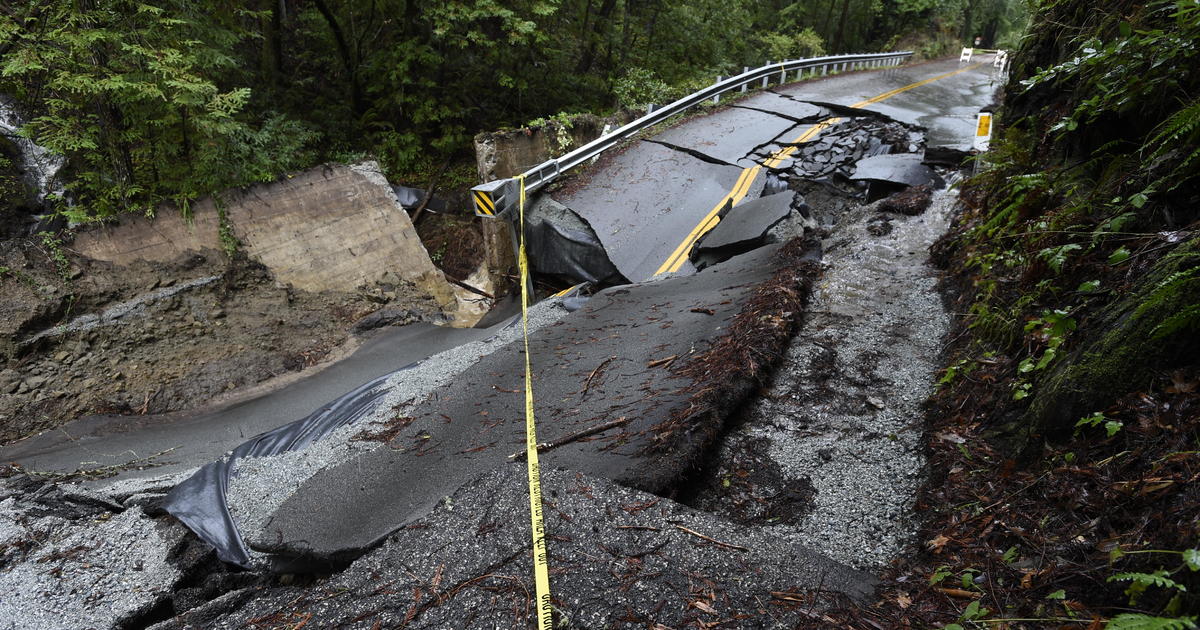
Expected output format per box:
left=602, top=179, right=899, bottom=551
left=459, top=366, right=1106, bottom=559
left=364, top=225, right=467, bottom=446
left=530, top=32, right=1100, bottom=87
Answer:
left=1024, top=237, right=1200, bottom=439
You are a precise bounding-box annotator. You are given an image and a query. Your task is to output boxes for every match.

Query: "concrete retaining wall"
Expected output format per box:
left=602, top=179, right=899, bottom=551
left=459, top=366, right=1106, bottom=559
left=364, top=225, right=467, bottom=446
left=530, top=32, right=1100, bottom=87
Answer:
left=73, top=162, right=460, bottom=313
left=473, top=111, right=636, bottom=182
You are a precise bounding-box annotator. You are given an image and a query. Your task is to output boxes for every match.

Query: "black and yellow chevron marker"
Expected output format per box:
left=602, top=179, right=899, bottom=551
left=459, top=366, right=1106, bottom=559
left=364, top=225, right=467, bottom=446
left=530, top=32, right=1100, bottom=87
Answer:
left=473, top=189, right=497, bottom=217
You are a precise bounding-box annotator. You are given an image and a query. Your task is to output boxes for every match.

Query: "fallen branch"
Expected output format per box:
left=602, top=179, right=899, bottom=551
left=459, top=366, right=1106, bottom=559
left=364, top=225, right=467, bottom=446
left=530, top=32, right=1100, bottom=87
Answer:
left=672, top=524, right=750, bottom=552
left=509, top=417, right=630, bottom=460
left=581, top=356, right=616, bottom=399
left=410, top=159, right=449, bottom=226
left=934, top=587, right=982, bottom=599
left=615, top=525, right=662, bottom=532
left=647, top=355, right=677, bottom=368
left=450, top=278, right=494, bottom=300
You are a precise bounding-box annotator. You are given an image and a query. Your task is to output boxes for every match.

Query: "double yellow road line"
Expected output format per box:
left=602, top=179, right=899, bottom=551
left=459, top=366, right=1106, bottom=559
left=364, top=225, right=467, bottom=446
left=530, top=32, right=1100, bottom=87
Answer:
left=653, top=63, right=982, bottom=276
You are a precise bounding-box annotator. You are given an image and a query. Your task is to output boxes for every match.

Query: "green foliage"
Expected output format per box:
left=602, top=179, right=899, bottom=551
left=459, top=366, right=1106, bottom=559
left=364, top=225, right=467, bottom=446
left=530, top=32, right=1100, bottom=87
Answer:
left=1040, top=243, right=1083, bottom=273
left=614, top=68, right=674, bottom=109
left=756, top=27, right=825, bottom=61
left=1106, top=615, right=1197, bottom=630
left=938, top=357, right=977, bottom=388
left=1076, top=411, right=1123, bottom=437
left=0, top=1, right=313, bottom=220
left=38, top=231, right=69, bottom=280
left=1017, top=0, right=1200, bottom=203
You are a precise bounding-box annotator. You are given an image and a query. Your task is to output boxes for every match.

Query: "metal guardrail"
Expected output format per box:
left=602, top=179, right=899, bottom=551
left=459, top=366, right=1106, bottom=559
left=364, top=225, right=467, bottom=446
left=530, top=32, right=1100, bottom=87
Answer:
left=472, top=50, right=914, bottom=218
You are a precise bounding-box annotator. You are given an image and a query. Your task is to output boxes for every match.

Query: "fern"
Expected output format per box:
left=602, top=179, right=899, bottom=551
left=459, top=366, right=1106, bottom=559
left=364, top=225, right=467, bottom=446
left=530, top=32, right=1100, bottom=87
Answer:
left=1106, top=614, right=1197, bottom=630
left=1109, top=571, right=1188, bottom=592
left=1146, top=98, right=1200, bottom=165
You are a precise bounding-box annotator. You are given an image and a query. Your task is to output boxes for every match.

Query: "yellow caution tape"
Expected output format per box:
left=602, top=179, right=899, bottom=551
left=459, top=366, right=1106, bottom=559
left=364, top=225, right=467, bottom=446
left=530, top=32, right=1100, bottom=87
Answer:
left=516, top=175, right=554, bottom=628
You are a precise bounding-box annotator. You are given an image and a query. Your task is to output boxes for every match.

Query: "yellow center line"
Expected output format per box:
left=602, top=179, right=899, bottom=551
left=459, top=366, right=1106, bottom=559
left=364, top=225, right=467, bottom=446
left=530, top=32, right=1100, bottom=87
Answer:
left=654, top=62, right=984, bottom=276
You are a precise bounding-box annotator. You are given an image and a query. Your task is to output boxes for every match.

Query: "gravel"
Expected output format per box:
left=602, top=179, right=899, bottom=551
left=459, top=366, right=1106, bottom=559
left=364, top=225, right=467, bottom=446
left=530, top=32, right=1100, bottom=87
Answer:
left=224, top=299, right=570, bottom=564
left=0, top=503, right=187, bottom=630
left=694, top=180, right=958, bottom=570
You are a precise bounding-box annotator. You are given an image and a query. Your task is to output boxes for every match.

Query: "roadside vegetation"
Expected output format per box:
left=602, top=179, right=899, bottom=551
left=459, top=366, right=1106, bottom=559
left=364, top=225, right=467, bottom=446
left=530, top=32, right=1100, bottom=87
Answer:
left=815, top=0, right=1200, bottom=627
left=0, top=0, right=1024, bottom=224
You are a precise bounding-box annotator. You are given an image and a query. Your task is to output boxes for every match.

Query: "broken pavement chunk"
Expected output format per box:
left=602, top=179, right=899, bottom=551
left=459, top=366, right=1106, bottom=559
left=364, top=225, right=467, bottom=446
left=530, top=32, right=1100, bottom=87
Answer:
left=690, top=191, right=796, bottom=270
left=851, top=153, right=943, bottom=188
left=523, top=196, right=629, bottom=287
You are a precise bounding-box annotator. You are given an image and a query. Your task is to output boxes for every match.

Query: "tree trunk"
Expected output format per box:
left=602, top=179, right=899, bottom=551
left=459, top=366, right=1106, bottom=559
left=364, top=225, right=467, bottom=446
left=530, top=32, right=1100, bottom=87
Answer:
left=832, top=0, right=851, bottom=53
left=575, top=0, right=618, bottom=74
left=313, top=0, right=364, bottom=116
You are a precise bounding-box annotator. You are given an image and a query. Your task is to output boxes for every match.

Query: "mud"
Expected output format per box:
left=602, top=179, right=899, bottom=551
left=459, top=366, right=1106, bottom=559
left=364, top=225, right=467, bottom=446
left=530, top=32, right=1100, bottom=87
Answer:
left=0, top=239, right=441, bottom=446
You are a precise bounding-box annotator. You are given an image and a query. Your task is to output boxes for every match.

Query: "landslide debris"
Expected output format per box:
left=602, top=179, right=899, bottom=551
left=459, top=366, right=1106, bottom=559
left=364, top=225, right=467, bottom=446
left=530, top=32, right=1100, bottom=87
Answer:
left=0, top=238, right=440, bottom=446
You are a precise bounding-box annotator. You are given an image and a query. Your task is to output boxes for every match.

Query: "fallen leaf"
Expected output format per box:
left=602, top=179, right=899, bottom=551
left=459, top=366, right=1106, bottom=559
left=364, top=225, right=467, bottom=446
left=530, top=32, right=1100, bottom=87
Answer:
left=927, top=534, right=951, bottom=552
left=1020, top=570, right=1035, bottom=589
left=936, top=432, right=967, bottom=444
left=896, top=592, right=912, bottom=608
left=691, top=600, right=718, bottom=615
left=1167, top=370, right=1198, bottom=394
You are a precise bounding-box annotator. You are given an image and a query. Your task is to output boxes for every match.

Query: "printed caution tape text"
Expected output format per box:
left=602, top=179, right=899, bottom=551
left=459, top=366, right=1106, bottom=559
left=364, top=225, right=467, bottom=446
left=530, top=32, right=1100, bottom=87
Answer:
left=517, top=175, right=554, bottom=629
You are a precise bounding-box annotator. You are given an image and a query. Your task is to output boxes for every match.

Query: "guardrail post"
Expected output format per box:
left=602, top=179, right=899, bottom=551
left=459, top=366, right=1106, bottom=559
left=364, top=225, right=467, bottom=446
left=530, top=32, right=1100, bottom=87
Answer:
left=821, top=64, right=828, bottom=76
left=780, top=61, right=788, bottom=84
left=712, top=76, right=722, bottom=104
left=741, top=67, right=749, bottom=92
left=762, top=62, right=771, bottom=88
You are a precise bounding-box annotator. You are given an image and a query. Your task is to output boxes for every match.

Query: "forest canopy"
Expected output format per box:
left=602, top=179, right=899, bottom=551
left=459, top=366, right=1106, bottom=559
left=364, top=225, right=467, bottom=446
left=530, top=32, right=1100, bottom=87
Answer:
left=0, top=0, right=1025, bottom=220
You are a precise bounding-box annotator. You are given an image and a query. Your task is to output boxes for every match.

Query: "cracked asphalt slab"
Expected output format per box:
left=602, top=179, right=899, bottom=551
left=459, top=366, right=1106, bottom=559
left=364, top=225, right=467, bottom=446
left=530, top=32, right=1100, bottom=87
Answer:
left=0, top=321, right=502, bottom=484
left=150, top=468, right=875, bottom=630
left=553, top=140, right=757, bottom=282
left=247, top=243, right=817, bottom=569
left=771, top=57, right=1000, bottom=149
left=651, top=106, right=800, bottom=167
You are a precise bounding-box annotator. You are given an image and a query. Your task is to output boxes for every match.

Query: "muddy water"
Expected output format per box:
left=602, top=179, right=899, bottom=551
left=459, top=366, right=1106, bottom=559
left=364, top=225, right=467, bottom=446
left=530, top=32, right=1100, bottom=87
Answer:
left=692, top=178, right=958, bottom=570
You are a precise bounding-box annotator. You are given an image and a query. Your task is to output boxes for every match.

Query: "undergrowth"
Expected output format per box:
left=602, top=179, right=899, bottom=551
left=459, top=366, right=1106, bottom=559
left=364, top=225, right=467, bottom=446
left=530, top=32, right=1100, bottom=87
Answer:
left=806, top=0, right=1200, bottom=626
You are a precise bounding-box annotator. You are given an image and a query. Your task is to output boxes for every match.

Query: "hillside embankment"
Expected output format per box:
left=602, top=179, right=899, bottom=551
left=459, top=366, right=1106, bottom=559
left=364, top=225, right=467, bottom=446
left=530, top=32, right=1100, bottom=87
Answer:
left=0, top=162, right=480, bottom=447
left=817, top=1, right=1200, bottom=627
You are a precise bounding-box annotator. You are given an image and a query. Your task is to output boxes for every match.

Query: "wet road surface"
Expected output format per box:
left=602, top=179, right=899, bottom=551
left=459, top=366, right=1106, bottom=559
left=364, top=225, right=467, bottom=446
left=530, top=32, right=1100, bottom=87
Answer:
left=555, top=57, right=998, bottom=282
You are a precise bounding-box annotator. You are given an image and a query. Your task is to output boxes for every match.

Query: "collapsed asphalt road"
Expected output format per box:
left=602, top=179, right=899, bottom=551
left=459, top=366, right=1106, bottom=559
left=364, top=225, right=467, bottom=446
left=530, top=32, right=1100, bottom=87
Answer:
left=0, top=55, right=1001, bottom=629
left=552, top=57, right=995, bottom=282
left=238, top=240, right=822, bottom=570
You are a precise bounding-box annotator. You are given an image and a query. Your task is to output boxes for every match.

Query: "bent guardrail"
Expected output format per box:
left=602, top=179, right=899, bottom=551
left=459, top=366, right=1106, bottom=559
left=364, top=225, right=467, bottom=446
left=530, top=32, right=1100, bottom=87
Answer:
left=472, top=50, right=913, bottom=218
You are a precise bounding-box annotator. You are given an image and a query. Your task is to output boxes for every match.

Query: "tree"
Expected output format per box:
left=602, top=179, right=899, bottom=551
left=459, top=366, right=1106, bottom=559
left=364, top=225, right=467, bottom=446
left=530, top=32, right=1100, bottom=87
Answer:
left=0, top=0, right=313, bottom=219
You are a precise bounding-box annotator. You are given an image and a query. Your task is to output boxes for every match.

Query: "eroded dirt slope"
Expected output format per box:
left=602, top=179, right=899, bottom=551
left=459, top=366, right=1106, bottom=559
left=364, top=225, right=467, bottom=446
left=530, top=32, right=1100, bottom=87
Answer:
left=0, top=239, right=440, bottom=446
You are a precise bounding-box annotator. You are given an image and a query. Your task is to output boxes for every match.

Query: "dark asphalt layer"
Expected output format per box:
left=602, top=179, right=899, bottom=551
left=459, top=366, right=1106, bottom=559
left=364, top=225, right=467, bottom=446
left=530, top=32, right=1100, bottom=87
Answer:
left=652, top=105, right=799, bottom=167
left=165, top=467, right=875, bottom=628
left=553, top=141, right=753, bottom=282
left=773, top=57, right=1000, bottom=148
left=555, top=58, right=998, bottom=284
left=253, top=244, right=792, bottom=565
left=0, top=322, right=498, bottom=482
